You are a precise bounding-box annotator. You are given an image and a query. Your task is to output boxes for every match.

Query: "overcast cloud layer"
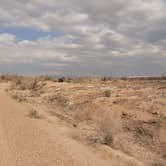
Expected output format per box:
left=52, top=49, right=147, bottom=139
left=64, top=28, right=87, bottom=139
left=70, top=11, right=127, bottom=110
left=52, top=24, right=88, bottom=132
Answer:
left=0, top=0, right=166, bottom=76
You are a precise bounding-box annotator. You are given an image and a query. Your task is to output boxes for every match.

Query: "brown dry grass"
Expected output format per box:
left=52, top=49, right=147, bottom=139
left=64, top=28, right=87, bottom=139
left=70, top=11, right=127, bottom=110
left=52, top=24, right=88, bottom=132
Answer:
left=27, top=109, right=44, bottom=119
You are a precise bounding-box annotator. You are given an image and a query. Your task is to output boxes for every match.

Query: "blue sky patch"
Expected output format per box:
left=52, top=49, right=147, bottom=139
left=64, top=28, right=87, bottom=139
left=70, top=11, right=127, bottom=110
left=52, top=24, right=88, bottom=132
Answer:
left=0, top=27, right=63, bottom=41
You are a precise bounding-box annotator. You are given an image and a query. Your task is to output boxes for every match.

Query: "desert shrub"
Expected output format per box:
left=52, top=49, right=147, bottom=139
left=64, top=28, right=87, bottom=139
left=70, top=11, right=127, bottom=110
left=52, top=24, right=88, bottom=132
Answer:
left=101, top=77, right=108, bottom=81
left=104, top=89, right=112, bottom=97
left=101, top=77, right=112, bottom=81
left=119, top=77, right=128, bottom=81
left=0, top=75, right=5, bottom=81
left=7, top=76, right=39, bottom=91
left=11, top=94, right=20, bottom=100
left=11, top=77, right=24, bottom=87
left=18, top=84, right=27, bottom=90
left=14, top=78, right=22, bottom=85
left=102, top=132, right=113, bottom=146
left=14, top=78, right=39, bottom=90
left=0, top=74, right=20, bottom=82
left=27, top=78, right=38, bottom=90
left=94, top=111, right=121, bottom=147
left=28, top=109, right=42, bottom=119
left=38, top=75, right=57, bottom=82
left=101, top=77, right=107, bottom=81
left=11, top=93, right=26, bottom=102
left=97, top=116, right=114, bottom=146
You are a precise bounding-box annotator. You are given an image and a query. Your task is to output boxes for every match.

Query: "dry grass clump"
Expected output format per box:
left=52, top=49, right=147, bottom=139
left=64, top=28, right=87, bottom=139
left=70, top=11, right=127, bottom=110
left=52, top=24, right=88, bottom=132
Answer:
left=96, top=115, right=115, bottom=146
left=72, top=108, right=121, bottom=148
left=11, top=93, right=26, bottom=102
left=101, top=77, right=112, bottom=81
left=0, top=74, right=41, bottom=91
left=22, top=78, right=38, bottom=90
left=90, top=110, right=121, bottom=146
left=104, top=89, right=112, bottom=97
left=28, top=109, right=43, bottom=119
left=11, top=77, right=39, bottom=91
left=38, top=75, right=57, bottom=82
left=11, top=93, right=20, bottom=101
left=0, top=74, right=21, bottom=82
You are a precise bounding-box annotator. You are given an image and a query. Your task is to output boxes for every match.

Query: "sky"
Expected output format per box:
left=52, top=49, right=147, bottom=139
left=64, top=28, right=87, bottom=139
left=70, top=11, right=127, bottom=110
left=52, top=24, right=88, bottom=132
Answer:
left=0, top=0, right=166, bottom=76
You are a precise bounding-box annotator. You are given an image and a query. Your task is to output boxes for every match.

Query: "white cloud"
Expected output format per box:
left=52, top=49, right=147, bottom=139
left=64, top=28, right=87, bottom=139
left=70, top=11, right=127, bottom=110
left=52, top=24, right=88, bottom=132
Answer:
left=0, top=0, right=166, bottom=75
left=0, top=33, right=79, bottom=65
left=0, top=33, right=15, bottom=44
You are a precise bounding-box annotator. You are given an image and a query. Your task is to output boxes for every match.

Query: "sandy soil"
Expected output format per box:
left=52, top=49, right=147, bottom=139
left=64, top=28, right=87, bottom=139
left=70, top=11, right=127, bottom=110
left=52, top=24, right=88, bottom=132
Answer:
left=0, top=77, right=166, bottom=166
left=0, top=83, right=146, bottom=166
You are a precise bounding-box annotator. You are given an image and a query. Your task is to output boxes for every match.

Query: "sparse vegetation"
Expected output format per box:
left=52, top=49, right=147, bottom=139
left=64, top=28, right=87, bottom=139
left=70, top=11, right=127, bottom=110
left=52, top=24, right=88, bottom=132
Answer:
left=10, top=77, right=39, bottom=91
left=95, top=112, right=121, bottom=147
left=11, top=93, right=26, bottom=102
left=1, top=74, right=166, bottom=165
left=104, top=89, right=112, bottom=97
left=38, top=75, right=57, bottom=82
left=28, top=109, right=43, bottom=119
left=0, top=74, right=21, bottom=82
left=11, top=93, right=20, bottom=100
left=101, top=77, right=112, bottom=81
